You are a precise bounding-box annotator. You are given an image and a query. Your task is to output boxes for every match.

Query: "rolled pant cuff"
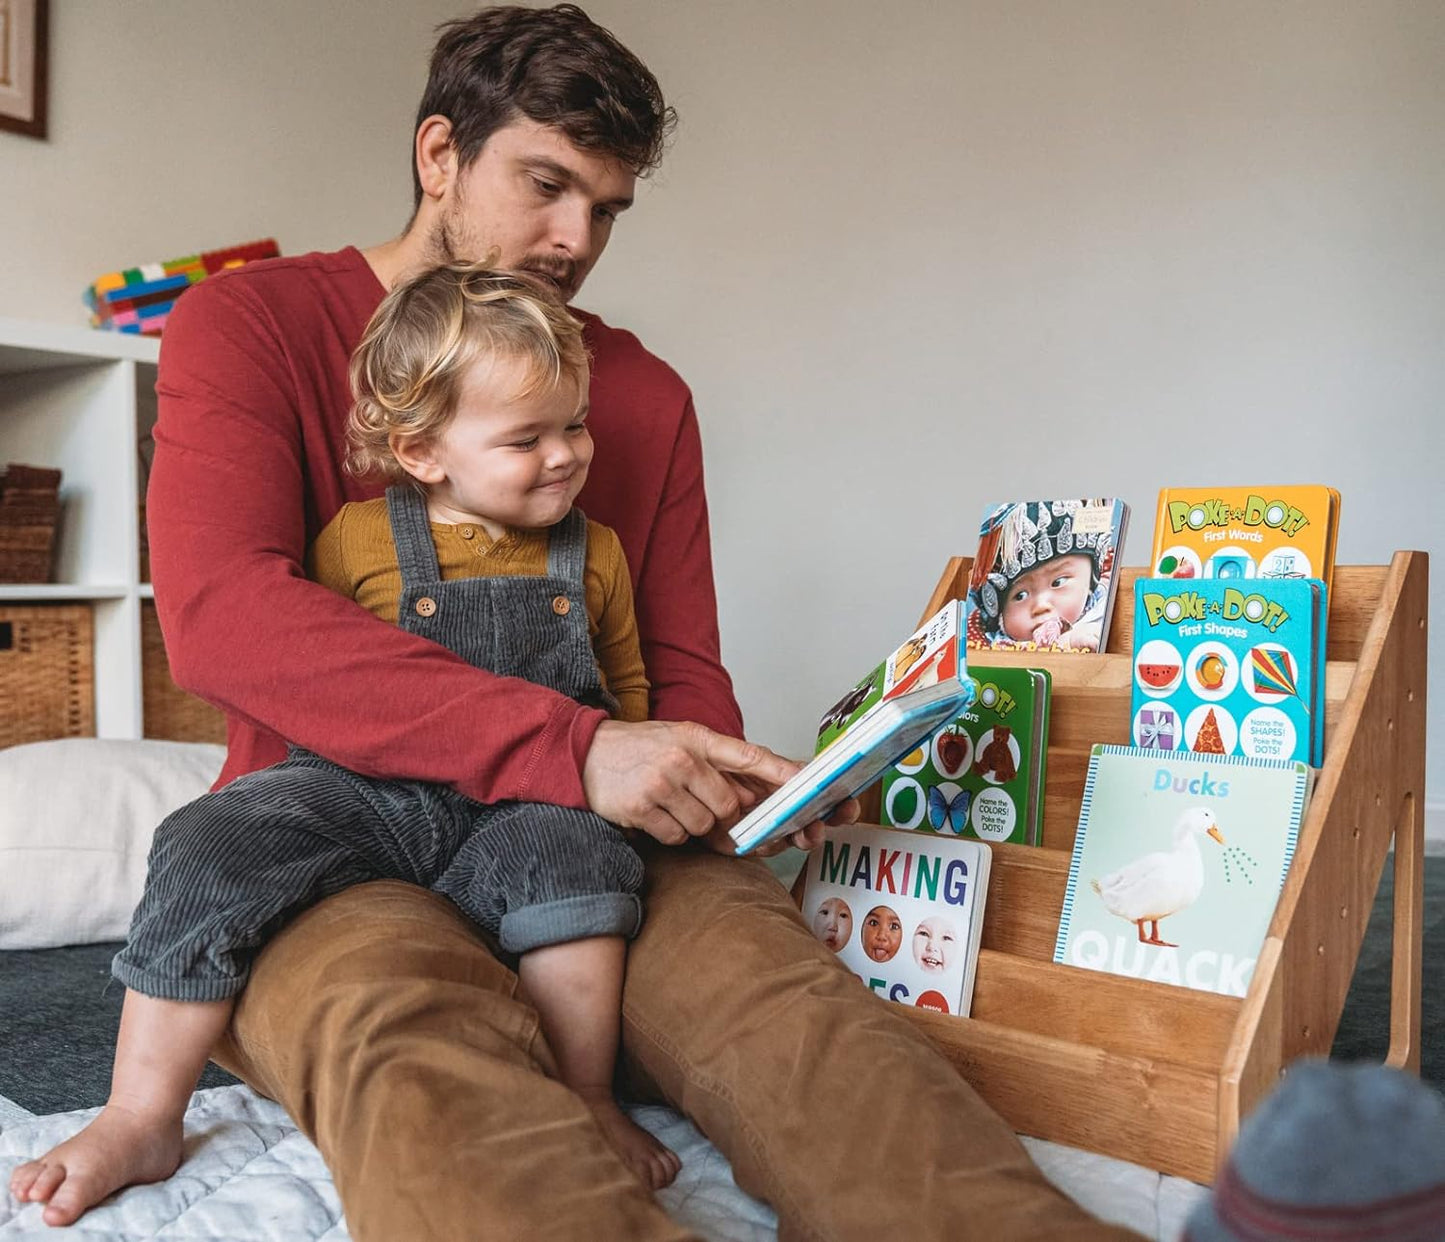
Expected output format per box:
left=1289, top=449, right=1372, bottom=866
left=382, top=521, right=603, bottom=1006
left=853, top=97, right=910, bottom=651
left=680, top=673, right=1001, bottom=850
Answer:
left=499, top=892, right=643, bottom=954
left=111, top=954, right=249, bottom=1002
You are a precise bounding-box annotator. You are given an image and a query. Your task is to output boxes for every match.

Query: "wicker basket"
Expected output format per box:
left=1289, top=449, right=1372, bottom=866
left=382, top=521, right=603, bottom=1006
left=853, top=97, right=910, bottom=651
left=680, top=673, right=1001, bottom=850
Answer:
left=141, top=601, right=227, bottom=743
left=0, top=603, right=95, bottom=746
left=0, top=464, right=62, bottom=583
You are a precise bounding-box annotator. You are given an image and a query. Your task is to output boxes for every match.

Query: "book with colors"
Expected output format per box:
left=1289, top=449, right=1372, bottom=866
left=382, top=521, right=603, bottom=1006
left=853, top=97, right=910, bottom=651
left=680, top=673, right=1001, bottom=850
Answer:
left=879, top=664, right=1051, bottom=846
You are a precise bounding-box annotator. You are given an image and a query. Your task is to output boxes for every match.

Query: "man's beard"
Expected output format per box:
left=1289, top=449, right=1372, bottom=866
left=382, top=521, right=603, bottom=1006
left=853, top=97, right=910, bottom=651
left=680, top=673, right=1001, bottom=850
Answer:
left=433, top=216, right=580, bottom=302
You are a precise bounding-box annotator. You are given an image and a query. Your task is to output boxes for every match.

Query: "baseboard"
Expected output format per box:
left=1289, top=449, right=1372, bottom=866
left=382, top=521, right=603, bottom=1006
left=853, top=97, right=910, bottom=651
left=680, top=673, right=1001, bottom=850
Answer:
left=1428, top=801, right=1445, bottom=855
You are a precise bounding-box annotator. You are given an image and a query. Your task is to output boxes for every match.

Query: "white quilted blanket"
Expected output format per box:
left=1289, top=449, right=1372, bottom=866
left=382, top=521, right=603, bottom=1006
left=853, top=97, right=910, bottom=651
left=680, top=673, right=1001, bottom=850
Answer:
left=0, top=1086, right=1207, bottom=1240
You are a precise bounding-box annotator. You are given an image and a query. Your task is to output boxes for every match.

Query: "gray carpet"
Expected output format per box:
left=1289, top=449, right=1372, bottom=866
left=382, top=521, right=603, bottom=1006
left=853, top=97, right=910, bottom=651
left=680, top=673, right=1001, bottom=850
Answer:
left=0, top=856, right=1439, bottom=1115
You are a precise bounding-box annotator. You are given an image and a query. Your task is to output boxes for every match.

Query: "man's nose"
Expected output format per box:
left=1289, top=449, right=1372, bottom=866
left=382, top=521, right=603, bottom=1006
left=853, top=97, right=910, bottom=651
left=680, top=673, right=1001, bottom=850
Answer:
left=550, top=204, right=592, bottom=258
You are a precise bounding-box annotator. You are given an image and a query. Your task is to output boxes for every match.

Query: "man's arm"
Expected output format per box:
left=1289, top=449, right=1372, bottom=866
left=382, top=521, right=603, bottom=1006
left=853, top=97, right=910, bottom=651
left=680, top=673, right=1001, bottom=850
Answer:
left=148, top=276, right=604, bottom=808
left=630, top=398, right=745, bottom=739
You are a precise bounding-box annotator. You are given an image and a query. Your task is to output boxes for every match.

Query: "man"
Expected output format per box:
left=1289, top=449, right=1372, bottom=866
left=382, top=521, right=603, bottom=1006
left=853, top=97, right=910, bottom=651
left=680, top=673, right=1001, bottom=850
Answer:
left=148, top=6, right=1139, bottom=1239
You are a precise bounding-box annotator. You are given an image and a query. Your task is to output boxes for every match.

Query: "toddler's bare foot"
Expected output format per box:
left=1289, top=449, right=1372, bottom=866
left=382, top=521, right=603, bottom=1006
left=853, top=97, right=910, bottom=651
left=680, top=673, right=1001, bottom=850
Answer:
left=579, top=1088, right=681, bottom=1190
left=8, top=1102, right=183, bottom=1226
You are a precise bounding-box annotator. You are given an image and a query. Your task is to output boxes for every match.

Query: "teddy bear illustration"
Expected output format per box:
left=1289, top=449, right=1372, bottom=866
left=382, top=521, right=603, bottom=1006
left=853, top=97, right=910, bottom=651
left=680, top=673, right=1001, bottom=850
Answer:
left=972, top=724, right=1018, bottom=784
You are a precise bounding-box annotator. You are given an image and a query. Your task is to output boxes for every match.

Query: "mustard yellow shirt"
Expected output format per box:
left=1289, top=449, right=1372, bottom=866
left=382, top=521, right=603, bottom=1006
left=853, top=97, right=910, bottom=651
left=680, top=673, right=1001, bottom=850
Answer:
left=307, top=498, right=649, bottom=722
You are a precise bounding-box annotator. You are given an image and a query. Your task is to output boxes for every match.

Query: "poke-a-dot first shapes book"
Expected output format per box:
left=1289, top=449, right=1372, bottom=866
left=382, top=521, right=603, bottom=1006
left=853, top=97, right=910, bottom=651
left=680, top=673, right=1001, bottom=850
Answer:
left=966, top=499, right=1130, bottom=654
left=1130, top=576, right=1327, bottom=767
left=1149, top=485, right=1340, bottom=597
left=1053, top=745, right=1314, bottom=999
left=729, top=600, right=977, bottom=857
left=879, top=664, right=1052, bottom=846
left=802, top=822, right=992, bottom=1017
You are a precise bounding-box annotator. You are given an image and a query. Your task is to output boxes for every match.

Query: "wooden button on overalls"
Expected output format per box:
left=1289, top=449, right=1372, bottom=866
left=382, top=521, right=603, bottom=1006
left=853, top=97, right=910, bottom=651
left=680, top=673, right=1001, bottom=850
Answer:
left=415, top=597, right=437, bottom=617
left=551, top=595, right=571, bottom=616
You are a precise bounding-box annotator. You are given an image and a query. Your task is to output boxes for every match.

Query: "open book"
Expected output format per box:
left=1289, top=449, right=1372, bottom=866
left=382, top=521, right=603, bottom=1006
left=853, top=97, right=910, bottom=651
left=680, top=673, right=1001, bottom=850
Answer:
left=730, top=600, right=977, bottom=856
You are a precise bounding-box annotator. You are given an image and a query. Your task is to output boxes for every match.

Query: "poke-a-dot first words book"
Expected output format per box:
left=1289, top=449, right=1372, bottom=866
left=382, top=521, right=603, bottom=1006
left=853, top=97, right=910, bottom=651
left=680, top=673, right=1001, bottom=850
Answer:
left=1130, top=576, right=1327, bottom=767
left=1149, top=485, right=1340, bottom=597
left=965, top=498, right=1130, bottom=654
left=879, top=664, right=1052, bottom=846
left=802, top=822, right=992, bottom=1017
left=729, top=600, right=977, bottom=856
left=1053, top=745, right=1314, bottom=998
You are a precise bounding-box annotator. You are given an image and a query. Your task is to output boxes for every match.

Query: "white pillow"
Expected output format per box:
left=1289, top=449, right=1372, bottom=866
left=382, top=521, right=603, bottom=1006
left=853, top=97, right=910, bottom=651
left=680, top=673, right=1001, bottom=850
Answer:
left=0, top=738, right=226, bottom=950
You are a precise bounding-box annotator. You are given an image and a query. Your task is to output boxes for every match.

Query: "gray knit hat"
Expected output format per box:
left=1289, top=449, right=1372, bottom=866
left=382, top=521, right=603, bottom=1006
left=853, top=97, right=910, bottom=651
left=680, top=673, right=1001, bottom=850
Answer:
left=975, top=499, right=1111, bottom=628
left=1184, top=1060, right=1445, bottom=1241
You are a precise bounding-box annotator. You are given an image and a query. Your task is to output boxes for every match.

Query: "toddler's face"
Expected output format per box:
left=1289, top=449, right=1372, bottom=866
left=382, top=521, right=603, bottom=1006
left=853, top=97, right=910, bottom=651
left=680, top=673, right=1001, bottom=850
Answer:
left=1000, top=553, right=1093, bottom=643
left=408, top=355, right=592, bottom=537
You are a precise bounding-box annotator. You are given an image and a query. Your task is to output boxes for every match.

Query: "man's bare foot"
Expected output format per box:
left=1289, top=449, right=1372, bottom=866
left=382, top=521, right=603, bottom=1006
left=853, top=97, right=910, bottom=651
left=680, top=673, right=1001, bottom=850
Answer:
left=578, top=1088, right=681, bottom=1190
left=8, top=1102, right=183, bottom=1226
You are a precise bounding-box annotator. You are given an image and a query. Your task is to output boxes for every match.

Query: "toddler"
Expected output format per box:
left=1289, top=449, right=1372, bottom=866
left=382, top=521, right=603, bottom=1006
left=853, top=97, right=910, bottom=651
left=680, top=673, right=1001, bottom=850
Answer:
left=10, top=264, right=679, bottom=1226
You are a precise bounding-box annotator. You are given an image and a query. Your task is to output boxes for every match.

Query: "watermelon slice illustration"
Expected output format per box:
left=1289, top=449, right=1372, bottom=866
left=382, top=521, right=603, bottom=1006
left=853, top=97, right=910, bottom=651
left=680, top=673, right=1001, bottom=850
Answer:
left=1137, top=662, right=1181, bottom=689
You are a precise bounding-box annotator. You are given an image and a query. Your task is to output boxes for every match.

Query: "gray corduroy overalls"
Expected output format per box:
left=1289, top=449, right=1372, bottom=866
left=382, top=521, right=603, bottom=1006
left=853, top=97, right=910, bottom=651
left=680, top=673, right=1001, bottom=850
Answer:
left=113, top=486, right=645, bottom=1002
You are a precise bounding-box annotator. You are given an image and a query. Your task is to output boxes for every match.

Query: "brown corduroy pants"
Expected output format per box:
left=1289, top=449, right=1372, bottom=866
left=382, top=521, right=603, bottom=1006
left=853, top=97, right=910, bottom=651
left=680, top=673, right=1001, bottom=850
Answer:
left=213, top=844, right=1144, bottom=1242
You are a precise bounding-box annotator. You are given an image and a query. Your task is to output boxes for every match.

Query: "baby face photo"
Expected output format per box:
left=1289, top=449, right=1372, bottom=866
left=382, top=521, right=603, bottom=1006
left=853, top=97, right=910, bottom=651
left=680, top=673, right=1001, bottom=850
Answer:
left=812, top=897, right=853, bottom=951
left=912, top=915, right=959, bottom=974
left=860, top=905, right=903, bottom=962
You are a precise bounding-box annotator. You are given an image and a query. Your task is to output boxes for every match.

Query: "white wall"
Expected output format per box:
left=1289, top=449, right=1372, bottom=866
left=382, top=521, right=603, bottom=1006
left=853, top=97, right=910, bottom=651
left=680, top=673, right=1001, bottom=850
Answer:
left=3, top=2, right=1441, bottom=827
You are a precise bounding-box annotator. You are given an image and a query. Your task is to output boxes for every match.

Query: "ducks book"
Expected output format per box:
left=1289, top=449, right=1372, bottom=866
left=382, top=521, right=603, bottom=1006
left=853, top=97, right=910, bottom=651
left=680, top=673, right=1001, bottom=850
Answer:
left=1148, top=485, right=1340, bottom=597
left=1053, top=745, right=1313, bottom=998
left=729, top=600, right=977, bottom=856
left=965, top=498, right=1130, bottom=654
left=878, top=664, right=1052, bottom=846
left=801, top=822, right=991, bottom=1017
left=1130, top=576, right=1327, bottom=766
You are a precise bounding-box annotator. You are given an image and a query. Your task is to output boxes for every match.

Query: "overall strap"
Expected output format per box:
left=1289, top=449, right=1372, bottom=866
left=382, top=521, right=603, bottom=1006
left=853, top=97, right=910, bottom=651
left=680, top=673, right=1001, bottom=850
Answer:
left=546, top=507, right=589, bottom=585
left=385, top=484, right=442, bottom=587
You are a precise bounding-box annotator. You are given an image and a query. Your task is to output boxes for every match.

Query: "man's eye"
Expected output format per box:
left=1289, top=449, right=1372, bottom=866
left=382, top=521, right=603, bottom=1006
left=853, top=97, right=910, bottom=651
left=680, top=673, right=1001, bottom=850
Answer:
left=532, top=177, right=561, bottom=196
left=593, top=205, right=617, bottom=222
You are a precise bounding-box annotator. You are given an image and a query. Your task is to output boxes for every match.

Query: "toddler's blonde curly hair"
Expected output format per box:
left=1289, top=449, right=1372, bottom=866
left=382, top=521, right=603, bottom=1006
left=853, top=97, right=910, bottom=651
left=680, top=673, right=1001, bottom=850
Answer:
left=347, top=262, right=589, bottom=481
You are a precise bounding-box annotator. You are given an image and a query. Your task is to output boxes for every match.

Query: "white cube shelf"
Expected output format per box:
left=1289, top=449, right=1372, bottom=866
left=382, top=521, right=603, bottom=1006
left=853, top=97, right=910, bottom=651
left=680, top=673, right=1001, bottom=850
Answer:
left=0, top=317, right=160, bottom=738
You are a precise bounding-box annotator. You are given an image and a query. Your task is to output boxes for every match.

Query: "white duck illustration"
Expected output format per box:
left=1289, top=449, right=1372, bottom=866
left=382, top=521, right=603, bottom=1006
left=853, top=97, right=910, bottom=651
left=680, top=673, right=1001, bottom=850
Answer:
left=1090, top=807, right=1225, bottom=947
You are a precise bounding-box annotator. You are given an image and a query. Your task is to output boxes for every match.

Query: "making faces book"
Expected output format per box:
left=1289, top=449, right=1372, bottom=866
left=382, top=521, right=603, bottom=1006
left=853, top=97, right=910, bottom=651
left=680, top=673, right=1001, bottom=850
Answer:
left=802, top=823, right=991, bottom=1017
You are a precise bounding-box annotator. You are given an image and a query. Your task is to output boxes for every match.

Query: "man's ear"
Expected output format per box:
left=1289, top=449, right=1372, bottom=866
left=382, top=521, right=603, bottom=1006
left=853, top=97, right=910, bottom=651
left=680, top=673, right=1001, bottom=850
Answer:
left=389, top=431, right=445, bottom=485
left=415, top=115, right=457, bottom=203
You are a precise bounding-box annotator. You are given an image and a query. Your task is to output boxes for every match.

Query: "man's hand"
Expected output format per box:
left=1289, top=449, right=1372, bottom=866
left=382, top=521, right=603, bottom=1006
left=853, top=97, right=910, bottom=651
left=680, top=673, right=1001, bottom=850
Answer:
left=703, top=774, right=861, bottom=857
left=582, top=719, right=802, bottom=846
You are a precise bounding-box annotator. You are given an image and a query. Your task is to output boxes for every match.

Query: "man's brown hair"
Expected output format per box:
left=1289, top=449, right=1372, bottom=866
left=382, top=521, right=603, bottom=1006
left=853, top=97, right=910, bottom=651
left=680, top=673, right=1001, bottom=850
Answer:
left=413, top=3, right=675, bottom=208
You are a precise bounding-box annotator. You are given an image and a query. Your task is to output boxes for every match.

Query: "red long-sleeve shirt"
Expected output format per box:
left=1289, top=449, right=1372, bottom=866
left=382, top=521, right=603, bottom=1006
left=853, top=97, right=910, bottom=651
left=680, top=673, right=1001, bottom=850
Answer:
left=148, top=246, right=742, bottom=805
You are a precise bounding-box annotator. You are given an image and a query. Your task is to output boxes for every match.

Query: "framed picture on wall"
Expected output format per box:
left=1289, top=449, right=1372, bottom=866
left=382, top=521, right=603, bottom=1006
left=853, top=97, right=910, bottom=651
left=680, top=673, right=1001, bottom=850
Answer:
left=0, top=0, right=47, bottom=139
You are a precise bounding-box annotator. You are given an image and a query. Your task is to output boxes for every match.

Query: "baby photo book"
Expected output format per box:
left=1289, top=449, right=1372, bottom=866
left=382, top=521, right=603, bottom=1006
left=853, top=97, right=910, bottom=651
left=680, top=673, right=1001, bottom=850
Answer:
left=801, top=822, right=991, bottom=1017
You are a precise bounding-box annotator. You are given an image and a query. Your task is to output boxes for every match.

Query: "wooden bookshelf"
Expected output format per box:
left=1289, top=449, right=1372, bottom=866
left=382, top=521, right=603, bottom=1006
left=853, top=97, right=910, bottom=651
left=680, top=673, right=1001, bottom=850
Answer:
left=794, top=553, right=1428, bottom=1184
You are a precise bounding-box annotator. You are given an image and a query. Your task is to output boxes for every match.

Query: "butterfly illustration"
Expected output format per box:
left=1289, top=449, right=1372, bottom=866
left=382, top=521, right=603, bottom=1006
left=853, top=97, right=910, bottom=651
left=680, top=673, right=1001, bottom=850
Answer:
left=927, top=785, right=971, bottom=834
